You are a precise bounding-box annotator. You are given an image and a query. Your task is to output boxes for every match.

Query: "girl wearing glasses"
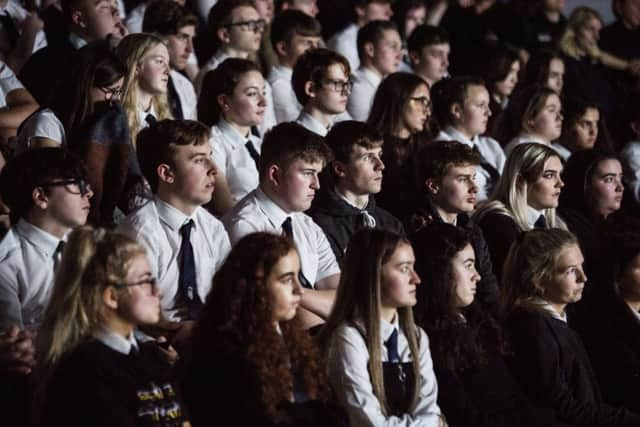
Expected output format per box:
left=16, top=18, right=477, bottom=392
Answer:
left=431, top=76, right=506, bottom=201
left=321, top=228, right=445, bottom=426
left=37, top=226, right=189, bottom=426
left=366, top=72, right=431, bottom=222
left=198, top=58, right=266, bottom=214
left=181, top=232, right=345, bottom=426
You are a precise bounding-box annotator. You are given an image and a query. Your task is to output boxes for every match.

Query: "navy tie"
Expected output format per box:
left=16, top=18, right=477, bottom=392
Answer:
left=53, top=240, right=65, bottom=270
left=245, top=139, right=260, bottom=170
left=384, top=328, right=400, bottom=362
left=534, top=214, right=548, bottom=229
left=167, top=76, right=184, bottom=120
left=145, top=113, right=157, bottom=126
left=0, top=12, right=19, bottom=49
left=179, top=220, right=201, bottom=319
left=281, top=217, right=313, bottom=289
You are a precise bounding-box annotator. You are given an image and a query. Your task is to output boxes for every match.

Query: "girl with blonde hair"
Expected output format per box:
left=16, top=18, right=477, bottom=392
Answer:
left=473, top=143, right=566, bottom=279
left=500, top=228, right=640, bottom=426
left=116, top=33, right=173, bottom=149
left=38, top=226, right=189, bottom=426
left=321, top=228, right=445, bottom=426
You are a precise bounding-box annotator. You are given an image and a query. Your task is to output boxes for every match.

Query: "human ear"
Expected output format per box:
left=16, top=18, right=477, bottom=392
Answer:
left=332, top=161, right=347, bottom=179
left=102, top=286, right=120, bottom=310
left=425, top=178, right=440, bottom=195
left=275, top=40, right=288, bottom=57
left=451, top=103, right=463, bottom=122
left=217, top=94, right=230, bottom=112
left=364, top=42, right=375, bottom=59
left=304, top=81, right=316, bottom=99
left=32, top=187, right=48, bottom=210
left=71, top=10, right=86, bottom=28
left=157, top=164, right=175, bottom=185
left=267, top=164, right=281, bottom=187
left=217, top=27, right=231, bottom=44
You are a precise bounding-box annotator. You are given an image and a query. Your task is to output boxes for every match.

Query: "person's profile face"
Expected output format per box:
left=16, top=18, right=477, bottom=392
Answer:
left=404, top=5, right=425, bottom=39
left=620, top=0, right=640, bottom=28
left=546, top=58, right=565, bottom=94
left=167, top=25, right=195, bottom=71
left=542, top=244, right=586, bottom=309
left=380, top=242, right=420, bottom=311
left=432, top=163, right=478, bottom=214
left=167, top=143, right=217, bottom=207
left=266, top=249, right=303, bottom=325
left=450, top=243, right=480, bottom=309
left=225, top=6, right=263, bottom=54
left=576, top=16, right=602, bottom=51
left=39, top=178, right=93, bottom=229
left=400, top=83, right=430, bottom=135
left=526, top=155, right=564, bottom=210
left=81, top=0, right=122, bottom=40
left=458, top=84, right=491, bottom=137
left=283, top=34, right=322, bottom=65
left=138, top=43, right=170, bottom=96
left=526, top=94, right=563, bottom=142
left=116, top=253, right=161, bottom=327
left=275, top=158, right=323, bottom=212
left=570, top=107, right=599, bottom=151
left=371, top=29, right=402, bottom=75
left=313, top=63, right=350, bottom=115
left=361, top=1, right=393, bottom=22
left=494, top=60, right=520, bottom=99
left=413, top=43, right=449, bottom=85
left=287, top=0, right=319, bottom=17
left=619, top=253, right=640, bottom=301
left=588, top=159, right=624, bottom=217
left=340, top=143, right=384, bottom=195
left=222, top=70, right=267, bottom=127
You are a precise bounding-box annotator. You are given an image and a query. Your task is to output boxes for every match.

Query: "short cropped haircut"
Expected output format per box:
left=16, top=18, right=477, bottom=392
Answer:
left=357, top=20, right=398, bottom=61
left=326, top=120, right=382, bottom=165
left=208, top=0, right=256, bottom=36
left=415, top=141, right=481, bottom=189
left=292, top=48, right=351, bottom=105
left=270, top=10, right=322, bottom=50
left=0, top=147, right=87, bottom=219
left=259, top=122, right=332, bottom=181
left=142, top=0, right=199, bottom=36
left=407, top=25, right=449, bottom=54
left=136, top=119, right=211, bottom=192
left=431, top=76, right=486, bottom=129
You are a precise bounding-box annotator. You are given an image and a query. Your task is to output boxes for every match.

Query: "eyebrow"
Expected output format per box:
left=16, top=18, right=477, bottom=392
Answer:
left=189, top=151, right=211, bottom=159
left=278, top=272, right=296, bottom=280
left=463, top=258, right=475, bottom=264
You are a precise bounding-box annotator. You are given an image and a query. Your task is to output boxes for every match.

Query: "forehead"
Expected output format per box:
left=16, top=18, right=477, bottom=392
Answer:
left=555, top=244, right=583, bottom=268
left=325, top=63, right=348, bottom=80
left=127, top=253, right=151, bottom=277
left=270, top=249, right=300, bottom=275
left=549, top=58, right=564, bottom=72
left=465, top=84, right=488, bottom=100
left=410, top=83, right=429, bottom=98
left=236, top=70, right=265, bottom=87
left=446, top=163, right=476, bottom=176
left=351, top=142, right=383, bottom=156
left=379, top=28, right=401, bottom=42
left=231, top=5, right=260, bottom=20
left=286, top=157, right=324, bottom=170
left=453, top=243, right=475, bottom=262
left=173, top=142, right=210, bottom=159
left=580, top=107, right=599, bottom=120
left=543, top=94, right=561, bottom=107
left=543, top=155, right=563, bottom=170
left=176, top=25, right=196, bottom=36
left=144, top=43, right=169, bottom=59
left=291, top=34, right=322, bottom=43
left=423, top=43, right=450, bottom=54
left=387, top=241, right=414, bottom=263
left=594, top=158, right=622, bottom=174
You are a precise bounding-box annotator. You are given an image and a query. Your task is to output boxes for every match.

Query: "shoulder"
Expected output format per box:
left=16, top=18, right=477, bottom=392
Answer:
left=0, top=229, right=20, bottom=263
left=118, top=202, right=160, bottom=237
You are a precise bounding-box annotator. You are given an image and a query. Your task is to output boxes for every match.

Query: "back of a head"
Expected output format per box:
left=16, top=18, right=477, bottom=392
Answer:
left=325, top=120, right=382, bottom=166
left=259, top=122, right=331, bottom=181
left=270, top=9, right=322, bottom=51
left=136, top=119, right=210, bottom=193
left=407, top=25, right=449, bottom=54
left=142, top=0, right=198, bottom=35
left=291, top=47, right=351, bottom=106
left=0, top=148, right=87, bottom=220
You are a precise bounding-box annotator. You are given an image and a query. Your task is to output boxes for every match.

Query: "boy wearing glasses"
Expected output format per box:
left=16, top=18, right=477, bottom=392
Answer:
left=194, top=0, right=276, bottom=134
left=118, top=119, right=230, bottom=346
left=292, top=47, right=351, bottom=137
left=347, top=20, right=402, bottom=121
left=0, top=147, right=92, bottom=375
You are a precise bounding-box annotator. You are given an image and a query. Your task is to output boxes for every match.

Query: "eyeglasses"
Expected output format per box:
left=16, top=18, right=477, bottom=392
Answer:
left=114, top=277, right=158, bottom=294
left=410, top=96, right=431, bottom=111
left=39, top=178, right=93, bottom=197
left=225, top=19, right=266, bottom=33
left=99, top=85, right=123, bottom=101
left=321, top=78, right=353, bottom=93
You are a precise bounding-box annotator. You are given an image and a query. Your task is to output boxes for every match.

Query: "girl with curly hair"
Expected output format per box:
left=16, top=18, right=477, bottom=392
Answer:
left=411, top=222, right=553, bottom=426
left=180, top=232, right=343, bottom=427
left=322, top=228, right=445, bottom=426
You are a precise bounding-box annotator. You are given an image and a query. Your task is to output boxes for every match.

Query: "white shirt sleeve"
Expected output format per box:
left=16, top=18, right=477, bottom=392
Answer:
left=312, top=220, right=341, bottom=284
left=621, top=142, right=640, bottom=205
left=328, top=325, right=442, bottom=427
left=270, top=78, right=301, bottom=123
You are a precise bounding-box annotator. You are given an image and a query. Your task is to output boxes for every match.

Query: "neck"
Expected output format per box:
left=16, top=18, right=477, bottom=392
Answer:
left=625, top=298, right=640, bottom=312
left=24, top=213, right=69, bottom=240
left=104, top=314, right=135, bottom=339
left=225, top=116, right=251, bottom=138
left=380, top=307, right=397, bottom=324
left=335, top=184, right=369, bottom=209
left=223, top=46, right=250, bottom=59
left=156, top=190, right=199, bottom=216
left=415, top=69, right=436, bottom=87
left=455, top=125, right=475, bottom=140
left=524, top=130, right=550, bottom=144
left=363, top=63, right=383, bottom=78
left=549, top=302, right=566, bottom=317
left=304, top=105, right=333, bottom=128
left=70, top=29, right=92, bottom=43
left=493, top=92, right=506, bottom=105
left=137, top=89, right=153, bottom=114
left=435, top=205, right=458, bottom=224
left=545, top=10, right=560, bottom=23
left=393, top=125, right=412, bottom=139
left=278, top=58, right=294, bottom=69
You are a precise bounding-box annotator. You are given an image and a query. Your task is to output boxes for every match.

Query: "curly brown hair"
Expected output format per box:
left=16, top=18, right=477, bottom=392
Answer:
left=190, top=232, right=330, bottom=422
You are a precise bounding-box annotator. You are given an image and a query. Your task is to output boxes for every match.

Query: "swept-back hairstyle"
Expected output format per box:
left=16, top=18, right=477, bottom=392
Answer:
left=270, top=9, right=322, bottom=50
left=320, top=228, right=421, bottom=415
left=197, top=57, right=262, bottom=127
left=116, top=33, right=172, bottom=148
left=414, top=140, right=481, bottom=190
left=411, top=223, right=506, bottom=373
left=407, top=24, right=449, bottom=55
left=499, top=228, right=578, bottom=319
left=473, top=143, right=566, bottom=231
left=188, top=232, right=329, bottom=421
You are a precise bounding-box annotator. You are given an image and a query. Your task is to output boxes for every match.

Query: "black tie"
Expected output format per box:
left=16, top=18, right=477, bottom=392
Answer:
left=167, top=76, right=184, bottom=120
left=0, top=11, right=19, bottom=49
left=534, top=214, right=548, bottom=229
left=472, top=145, right=500, bottom=188
left=281, top=217, right=313, bottom=289
left=53, top=240, right=65, bottom=270
left=145, top=113, right=157, bottom=126
left=179, top=220, right=201, bottom=319
left=245, top=139, right=260, bottom=170
left=384, top=328, right=400, bottom=362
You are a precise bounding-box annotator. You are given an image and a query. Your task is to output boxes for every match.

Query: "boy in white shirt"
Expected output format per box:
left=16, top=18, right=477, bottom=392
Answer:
left=292, top=47, right=351, bottom=137
left=268, top=9, right=322, bottom=123
left=347, top=20, right=401, bottom=121
left=223, top=122, right=339, bottom=329
left=118, top=119, right=231, bottom=346
left=407, top=25, right=450, bottom=88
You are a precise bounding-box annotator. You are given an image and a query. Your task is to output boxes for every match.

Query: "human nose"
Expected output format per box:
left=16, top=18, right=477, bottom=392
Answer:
left=557, top=176, right=564, bottom=188
left=411, top=269, right=421, bottom=284
left=375, top=156, right=384, bottom=171
left=310, top=174, right=320, bottom=189
left=186, top=38, right=193, bottom=53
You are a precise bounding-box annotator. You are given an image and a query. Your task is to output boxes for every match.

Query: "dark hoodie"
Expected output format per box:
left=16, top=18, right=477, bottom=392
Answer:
left=308, top=188, right=403, bottom=264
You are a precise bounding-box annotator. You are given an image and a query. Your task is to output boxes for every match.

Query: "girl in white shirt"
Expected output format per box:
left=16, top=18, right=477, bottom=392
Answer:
left=198, top=58, right=265, bottom=213
left=321, top=228, right=445, bottom=426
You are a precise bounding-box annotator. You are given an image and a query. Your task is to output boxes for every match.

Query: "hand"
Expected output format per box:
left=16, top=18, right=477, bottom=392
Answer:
left=0, top=325, right=36, bottom=375
left=155, top=336, right=179, bottom=365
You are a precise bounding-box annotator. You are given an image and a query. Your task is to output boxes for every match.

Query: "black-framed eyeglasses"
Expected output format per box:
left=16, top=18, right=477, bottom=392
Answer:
left=114, top=277, right=158, bottom=293
left=321, top=78, right=353, bottom=93
left=39, top=178, right=92, bottom=197
left=225, top=19, right=266, bottom=33
left=410, top=96, right=431, bottom=110
left=99, top=85, right=123, bottom=101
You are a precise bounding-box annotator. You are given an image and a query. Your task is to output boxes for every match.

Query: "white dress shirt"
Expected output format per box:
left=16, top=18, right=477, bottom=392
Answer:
left=117, top=197, right=231, bottom=321
left=550, top=142, right=572, bottom=161
left=295, top=111, right=331, bottom=136
left=0, top=61, right=21, bottom=107
left=621, top=140, right=640, bottom=206
left=15, top=108, right=65, bottom=154
left=526, top=205, right=545, bottom=229
left=327, top=316, right=442, bottom=426
left=268, top=65, right=301, bottom=123
left=124, top=3, right=145, bottom=34
left=222, top=187, right=340, bottom=287
left=436, top=126, right=506, bottom=201
left=93, top=328, right=139, bottom=355
left=347, top=66, right=381, bottom=121
left=0, top=0, right=47, bottom=60
left=504, top=132, right=549, bottom=157
left=0, top=220, right=64, bottom=329
left=327, top=23, right=359, bottom=71
left=210, top=119, right=261, bottom=203
left=170, top=69, right=197, bottom=120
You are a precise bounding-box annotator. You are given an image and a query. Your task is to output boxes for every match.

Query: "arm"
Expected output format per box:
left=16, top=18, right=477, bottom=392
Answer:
left=0, top=325, right=35, bottom=375
left=5, top=13, right=43, bottom=73
left=0, top=88, right=38, bottom=129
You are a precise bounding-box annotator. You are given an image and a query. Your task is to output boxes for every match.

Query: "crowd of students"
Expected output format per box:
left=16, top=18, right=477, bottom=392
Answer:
left=0, top=0, right=640, bottom=425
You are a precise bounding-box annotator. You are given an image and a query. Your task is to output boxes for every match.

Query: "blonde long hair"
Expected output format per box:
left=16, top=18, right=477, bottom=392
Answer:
left=473, top=143, right=567, bottom=231
left=320, top=229, right=421, bottom=415
left=558, top=6, right=603, bottom=60
left=116, top=33, right=172, bottom=149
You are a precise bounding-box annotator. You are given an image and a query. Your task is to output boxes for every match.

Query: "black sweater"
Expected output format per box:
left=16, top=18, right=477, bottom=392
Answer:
left=506, top=307, right=640, bottom=426
left=44, top=340, right=187, bottom=427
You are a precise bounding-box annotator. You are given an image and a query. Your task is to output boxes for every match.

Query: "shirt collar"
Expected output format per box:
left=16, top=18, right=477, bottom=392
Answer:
left=551, top=143, right=572, bottom=161
left=93, top=328, right=139, bottom=355
left=517, top=132, right=549, bottom=145
left=526, top=205, right=544, bottom=227
left=357, top=66, right=382, bottom=86
left=68, top=33, right=88, bottom=49
left=155, top=196, right=195, bottom=232
left=444, top=126, right=477, bottom=147
left=381, top=312, right=400, bottom=342
left=15, top=219, right=63, bottom=258
left=297, top=111, right=330, bottom=137
left=138, top=104, right=157, bottom=126
left=256, top=187, right=289, bottom=229
left=531, top=297, right=567, bottom=323
left=271, top=65, right=292, bottom=79
left=218, top=118, right=253, bottom=147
